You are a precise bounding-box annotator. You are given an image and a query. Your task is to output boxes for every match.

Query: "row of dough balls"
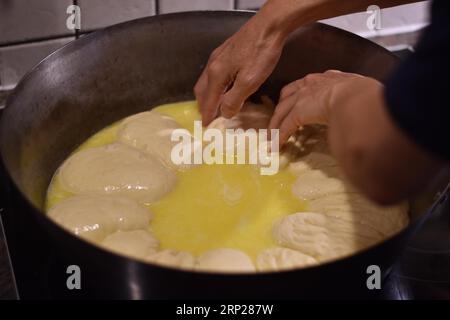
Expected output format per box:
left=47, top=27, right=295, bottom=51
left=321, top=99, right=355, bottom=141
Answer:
left=50, top=110, right=319, bottom=272
left=204, top=111, right=409, bottom=266
left=58, top=111, right=193, bottom=205
left=270, top=150, right=409, bottom=264
left=50, top=107, right=409, bottom=270
left=47, top=193, right=317, bottom=272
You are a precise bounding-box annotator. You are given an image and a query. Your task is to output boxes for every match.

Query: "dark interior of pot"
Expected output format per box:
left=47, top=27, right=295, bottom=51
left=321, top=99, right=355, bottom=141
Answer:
left=0, top=11, right=441, bottom=225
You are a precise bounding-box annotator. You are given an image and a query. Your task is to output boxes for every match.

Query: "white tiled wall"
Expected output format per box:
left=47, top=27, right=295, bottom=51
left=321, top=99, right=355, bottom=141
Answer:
left=322, top=2, right=430, bottom=38
left=0, top=0, right=74, bottom=45
left=0, top=37, right=74, bottom=88
left=236, top=0, right=265, bottom=11
left=159, top=0, right=234, bottom=13
left=78, top=0, right=156, bottom=31
left=0, top=0, right=431, bottom=89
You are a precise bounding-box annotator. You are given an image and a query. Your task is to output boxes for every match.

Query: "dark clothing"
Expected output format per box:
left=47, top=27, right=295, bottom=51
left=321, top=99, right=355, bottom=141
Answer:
left=385, top=0, right=450, bottom=161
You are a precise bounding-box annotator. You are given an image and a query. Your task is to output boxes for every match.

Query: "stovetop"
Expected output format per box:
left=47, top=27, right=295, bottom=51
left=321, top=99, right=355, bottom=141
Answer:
left=0, top=49, right=449, bottom=300
left=381, top=186, right=450, bottom=299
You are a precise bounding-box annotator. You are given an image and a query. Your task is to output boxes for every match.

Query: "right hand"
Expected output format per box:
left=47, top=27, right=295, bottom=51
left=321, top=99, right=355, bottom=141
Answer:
left=194, top=14, right=286, bottom=125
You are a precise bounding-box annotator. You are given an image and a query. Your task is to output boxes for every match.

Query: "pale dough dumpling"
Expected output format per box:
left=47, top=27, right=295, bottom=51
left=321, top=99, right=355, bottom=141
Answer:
left=208, top=98, right=274, bottom=132
left=58, top=143, right=176, bottom=204
left=291, top=167, right=356, bottom=201
left=272, top=212, right=383, bottom=262
left=100, top=230, right=159, bottom=259
left=147, top=250, right=196, bottom=269
left=308, top=193, right=409, bottom=236
left=118, top=111, right=194, bottom=170
left=196, top=248, right=255, bottom=272
left=207, top=100, right=274, bottom=162
left=47, top=194, right=152, bottom=242
left=256, top=247, right=317, bottom=271
left=289, top=152, right=338, bottom=175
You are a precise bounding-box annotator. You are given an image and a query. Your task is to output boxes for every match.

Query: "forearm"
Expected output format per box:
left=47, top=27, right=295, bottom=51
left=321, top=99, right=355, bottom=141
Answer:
left=327, top=79, right=444, bottom=205
left=259, top=0, right=423, bottom=38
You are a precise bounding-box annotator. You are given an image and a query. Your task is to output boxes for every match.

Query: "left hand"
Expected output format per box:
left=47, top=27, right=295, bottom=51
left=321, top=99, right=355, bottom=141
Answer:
left=268, top=70, right=377, bottom=145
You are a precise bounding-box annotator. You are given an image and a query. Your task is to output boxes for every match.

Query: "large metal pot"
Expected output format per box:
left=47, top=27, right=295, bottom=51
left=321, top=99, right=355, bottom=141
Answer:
left=0, top=11, right=446, bottom=299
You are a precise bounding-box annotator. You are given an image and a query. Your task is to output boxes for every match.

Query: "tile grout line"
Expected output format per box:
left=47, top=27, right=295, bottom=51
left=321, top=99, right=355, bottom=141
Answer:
left=0, top=34, right=76, bottom=49
left=155, top=0, right=160, bottom=15
left=74, top=0, right=80, bottom=39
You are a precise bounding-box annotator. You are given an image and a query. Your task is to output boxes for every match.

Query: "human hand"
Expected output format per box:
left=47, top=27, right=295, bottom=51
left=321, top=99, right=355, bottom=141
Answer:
left=194, top=12, right=286, bottom=125
left=269, top=70, right=380, bottom=145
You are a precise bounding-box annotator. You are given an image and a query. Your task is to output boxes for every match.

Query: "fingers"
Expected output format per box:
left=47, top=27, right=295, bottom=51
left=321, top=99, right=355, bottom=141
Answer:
left=194, top=69, right=208, bottom=113
left=279, top=73, right=323, bottom=100
left=278, top=108, right=303, bottom=146
left=220, top=72, right=260, bottom=119
left=200, top=62, right=234, bottom=125
left=279, top=79, right=302, bottom=100
left=195, top=44, right=235, bottom=125
left=268, top=92, right=298, bottom=131
left=202, top=80, right=227, bottom=124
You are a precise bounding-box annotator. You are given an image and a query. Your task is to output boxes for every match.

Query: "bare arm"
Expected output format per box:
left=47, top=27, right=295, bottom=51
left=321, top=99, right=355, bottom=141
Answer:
left=263, top=0, right=424, bottom=36
left=195, top=0, right=424, bottom=124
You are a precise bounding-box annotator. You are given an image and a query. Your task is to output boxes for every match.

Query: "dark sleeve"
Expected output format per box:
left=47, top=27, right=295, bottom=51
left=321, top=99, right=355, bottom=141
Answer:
left=384, top=0, right=450, bottom=161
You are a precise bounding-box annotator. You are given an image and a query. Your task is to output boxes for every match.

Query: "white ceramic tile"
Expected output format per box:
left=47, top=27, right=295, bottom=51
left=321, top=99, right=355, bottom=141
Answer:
left=78, top=0, right=156, bottom=31
left=321, top=1, right=430, bottom=37
left=0, top=37, right=74, bottom=88
left=159, top=0, right=233, bottom=13
left=236, top=0, right=265, bottom=10
left=0, top=0, right=74, bottom=45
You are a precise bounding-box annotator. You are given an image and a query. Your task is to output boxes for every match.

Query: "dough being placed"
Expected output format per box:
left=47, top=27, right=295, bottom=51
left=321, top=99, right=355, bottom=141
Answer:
left=291, top=167, right=356, bottom=201
left=47, top=194, right=152, bottom=242
left=256, top=247, right=317, bottom=271
left=272, top=212, right=382, bottom=261
left=118, top=111, right=194, bottom=170
left=196, top=248, right=255, bottom=272
left=209, top=99, right=274, bottom=132
left=147, top=249, right=196, bottom=269
left=207, top=100, right=274, bottom=161
left=100, top=230, right=159, bottom=259
left=308, top=193, right=409, bottom=236
left=58, top=143, right=176, bottom=204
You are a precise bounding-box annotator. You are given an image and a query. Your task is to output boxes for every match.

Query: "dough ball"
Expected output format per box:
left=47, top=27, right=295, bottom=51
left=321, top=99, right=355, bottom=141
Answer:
left=100, top=230, right=159, bottom=259
left=208, top=117, right=241, bottom=131
left=47, top=195, right=152, bottom=242
left=291, top=167, right=356, bottom=201
left=147, top=250, right=196, bottom=269
left=207, top=100, right=274, bottom=161
left=209, top=98, right=274, bottom=131
left=59, top=143, right=177, bottom=204
left=309, top=193, right=409, bottom=236
left=118, top=111, right=194, bottom=170
left=289, top=152, right=338, bottom=175
left=196, top=248, right=255, bottom=273
left=272, top=212, right=381, bottom=261
left=256, top=247, right=317, bottom=271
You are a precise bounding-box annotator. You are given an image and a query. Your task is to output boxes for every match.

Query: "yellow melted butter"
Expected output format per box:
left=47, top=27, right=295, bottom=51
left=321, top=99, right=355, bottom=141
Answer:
left=46, top=101, right=306, bottom=261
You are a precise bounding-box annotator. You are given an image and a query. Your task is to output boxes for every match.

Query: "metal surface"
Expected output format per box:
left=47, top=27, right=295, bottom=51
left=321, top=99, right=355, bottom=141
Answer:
left=0, top=11, right=446, bottom=299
